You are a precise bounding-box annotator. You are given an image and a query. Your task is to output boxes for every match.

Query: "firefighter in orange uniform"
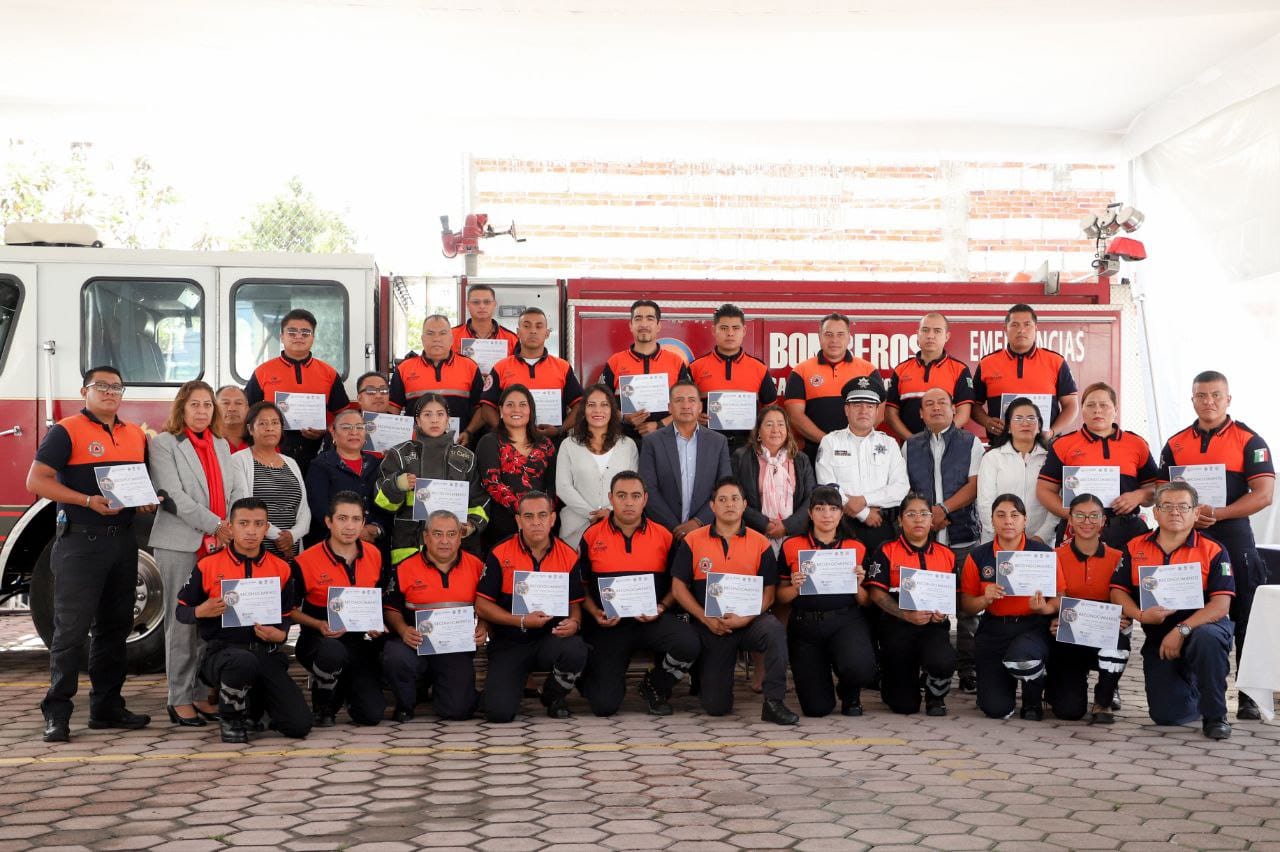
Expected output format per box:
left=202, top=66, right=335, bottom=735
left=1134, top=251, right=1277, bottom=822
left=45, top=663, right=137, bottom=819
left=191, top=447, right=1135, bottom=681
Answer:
left=451, top=283, right=520, bottom=358
left=599, top=299, right=693, bottom=438
left=390, top=314, right=487, bottom=447
left=884, top=312, right=974, bottom=440
left=971, top=303, right=1078, bottom=441
left=481, top=307, right=585, bottom=439
left=784, top=313, right=885, bottom=460
left=689, top=303, right=777, bottom=453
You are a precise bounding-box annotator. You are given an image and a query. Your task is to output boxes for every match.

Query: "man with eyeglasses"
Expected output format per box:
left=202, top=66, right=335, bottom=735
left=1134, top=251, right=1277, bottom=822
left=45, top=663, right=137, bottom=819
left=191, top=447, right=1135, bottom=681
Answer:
left=354, top=372, right=392, bottom=415
left=390, top=315, right=487, bottom=447
left=1159, top=370, right=1274, bottom=721
left=1109, top=482, right=1236, bottom=739
left=971, top=303, right=1079, bottom=442
left=245, top=309, right=350, bottom=475
left=451, top=283, right=519, bottom=359
left=27, top=366, right=155, bottom=742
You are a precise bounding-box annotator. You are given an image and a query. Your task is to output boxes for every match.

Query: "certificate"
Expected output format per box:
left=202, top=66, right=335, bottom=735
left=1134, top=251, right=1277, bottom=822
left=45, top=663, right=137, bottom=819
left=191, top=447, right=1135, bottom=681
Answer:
left=599, top=574, right=659, bottom=619
left=512, top=570, right=570, bottom=617
left=1056, top=597, right=1121, bottom=650
left=708, top=392, right=756, bottom=431
left=220, top=577, right=282, bottom=627
left=363, top=412, right=415, bottom=452
left=412, top=478, right=469, bottom=522
left=898, top=567, right=956, bottom=616
left=274, top=391, right=327, bottom=431
left=704, top=572, right=763, bottom=617
left=1062, top=465, right=1121, bottom=507
left=796, top=549, right=858, bottom=596
left=999, top=392, right=1052, bottom=430
left=618, top=373, right=669, bottom=415
left=1138, top=563, right=1205, bottom=611
left=415, top=606, right=476, bottom=656
left=326, top=586, right=384, bottom=633
left=1169, top=464, right=1227, bottom=508
left=530, top=388, right=563, bottom=427
left=994, top=550, right=1058, bottom=597
left=94, top=463, right=159, bottom=509
left=460, top=338, right=509, bottom=374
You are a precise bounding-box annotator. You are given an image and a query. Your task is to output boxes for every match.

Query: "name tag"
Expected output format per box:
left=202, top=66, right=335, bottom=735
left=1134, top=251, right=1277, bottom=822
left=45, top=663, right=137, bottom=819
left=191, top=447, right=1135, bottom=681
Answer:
left=834, top=449, right=851, bottom=457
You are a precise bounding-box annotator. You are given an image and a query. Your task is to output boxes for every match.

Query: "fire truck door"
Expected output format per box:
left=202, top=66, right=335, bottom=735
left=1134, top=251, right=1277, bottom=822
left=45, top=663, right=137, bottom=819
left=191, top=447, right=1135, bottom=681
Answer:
left=0, top=263, right=39, bottom=531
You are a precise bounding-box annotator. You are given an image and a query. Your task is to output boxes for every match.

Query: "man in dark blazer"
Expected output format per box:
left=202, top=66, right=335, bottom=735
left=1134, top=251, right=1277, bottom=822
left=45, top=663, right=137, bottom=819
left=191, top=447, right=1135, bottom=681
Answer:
left=639, top=381, right=731, bottom=540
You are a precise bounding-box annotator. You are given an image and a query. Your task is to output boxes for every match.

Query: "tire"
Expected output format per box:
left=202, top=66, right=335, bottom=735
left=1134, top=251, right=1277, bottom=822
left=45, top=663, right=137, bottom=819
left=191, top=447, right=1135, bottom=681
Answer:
left=30, top=539, right=168, bottom=674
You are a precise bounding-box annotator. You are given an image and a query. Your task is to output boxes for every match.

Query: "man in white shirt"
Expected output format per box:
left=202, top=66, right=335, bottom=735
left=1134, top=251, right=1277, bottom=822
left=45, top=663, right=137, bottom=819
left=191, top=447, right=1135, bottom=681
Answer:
left=815, top=378, right=910, bottom=553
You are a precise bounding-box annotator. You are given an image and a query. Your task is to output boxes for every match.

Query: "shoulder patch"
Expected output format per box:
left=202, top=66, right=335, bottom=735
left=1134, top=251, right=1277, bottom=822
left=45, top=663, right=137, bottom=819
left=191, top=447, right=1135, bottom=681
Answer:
left=1222, top=563, right=1232, bottom=576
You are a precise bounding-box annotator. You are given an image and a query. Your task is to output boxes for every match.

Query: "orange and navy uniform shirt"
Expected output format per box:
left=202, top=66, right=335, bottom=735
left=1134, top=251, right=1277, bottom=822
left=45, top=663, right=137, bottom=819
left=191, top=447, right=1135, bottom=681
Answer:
left=478, top=534, right=585, bottom=642
left=245, top=352, right=350, bottom=460
left=671, top=525, right=777, bottom=613
left=864, top=535, right=956, bottom=601
left=1040, top=426, right=1160, bottom=516
left=599, top=346, right=693, bottom=421
left=1160, top=417, right=1275, bottom=540
left=175, top=546, right=298, bottom=644
left=971, top=345, right=1077, bottom=422
left=576, top=516, right=674, bottom=611
left=450, top=320, right=519, bottom=359
left=481, top=351, right=585, bottom=422
left=1110, top=529, right=1234, bottom=640
left=1056, top=540, right=1122, bottom=602
left=885, top=352, right=975, bottom=435
left=689, top=348, right=778, bottom=440
left=35, top=409, right=149, bottom=526
left=783, top=352, right=886, bottom=436
left=384, top=549, right=486, bottom=624
left=388, top=350, right=484, bottom=424
left=780, top=533, right=866, bottom=612
left=293, top=540, right=384, bottom=624
left=960, top=536, right=1063, bottom=617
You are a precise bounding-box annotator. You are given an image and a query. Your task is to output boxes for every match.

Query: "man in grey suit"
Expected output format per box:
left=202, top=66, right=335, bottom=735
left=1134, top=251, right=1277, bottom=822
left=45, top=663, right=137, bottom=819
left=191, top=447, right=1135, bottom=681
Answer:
left=639, top=381, right=732, bottom=541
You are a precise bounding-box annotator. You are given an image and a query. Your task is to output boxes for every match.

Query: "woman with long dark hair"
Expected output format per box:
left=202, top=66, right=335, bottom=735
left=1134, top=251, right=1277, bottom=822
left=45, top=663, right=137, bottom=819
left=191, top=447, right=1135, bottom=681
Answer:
left=476, top=384, right=557, bottom=546
left=556, top=384, right=637, bottom=548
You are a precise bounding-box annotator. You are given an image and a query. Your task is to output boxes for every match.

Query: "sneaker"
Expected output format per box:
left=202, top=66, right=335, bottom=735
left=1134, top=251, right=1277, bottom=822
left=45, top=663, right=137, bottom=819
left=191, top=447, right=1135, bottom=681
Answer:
left=762, top=699, right=799, bottom=725
left=1203, top=718, right=1232, bottom=740
left=638, top=676, right=673, bottom=717
left=87, top=709, right=151, bottom=730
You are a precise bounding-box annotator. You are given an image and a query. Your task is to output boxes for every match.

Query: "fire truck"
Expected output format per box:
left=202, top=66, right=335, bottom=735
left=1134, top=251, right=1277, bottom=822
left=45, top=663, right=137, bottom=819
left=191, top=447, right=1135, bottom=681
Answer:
left=0, top=229, right=1140, bottom=671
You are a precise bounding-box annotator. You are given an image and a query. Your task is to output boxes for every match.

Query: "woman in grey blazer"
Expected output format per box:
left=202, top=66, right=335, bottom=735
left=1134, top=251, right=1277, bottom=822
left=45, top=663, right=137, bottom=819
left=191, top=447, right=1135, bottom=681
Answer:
left=149, top=381, right=247, bottom=726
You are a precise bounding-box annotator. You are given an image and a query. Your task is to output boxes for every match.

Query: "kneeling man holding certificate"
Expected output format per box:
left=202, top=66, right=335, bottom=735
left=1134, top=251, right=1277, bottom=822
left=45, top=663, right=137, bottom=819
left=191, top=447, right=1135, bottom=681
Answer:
left=577, top=472, right=701, bottom=717
left=175, top=498, right=311, bottom=743
left=960, top=494, right=1063, bottom=722
left=475, top=492, right=589, bottom=722
left=671, top=477, right=799, bottom=725
left=1109, top=481, right=1236, bottom=740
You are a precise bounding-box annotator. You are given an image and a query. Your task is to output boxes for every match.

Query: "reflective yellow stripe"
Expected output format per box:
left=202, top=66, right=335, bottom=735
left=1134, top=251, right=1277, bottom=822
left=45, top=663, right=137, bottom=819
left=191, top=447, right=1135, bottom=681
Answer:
left=375, top=489, right=403, bottom=513
left=468, top=505, right=489, bottom=523
left=391, top=546, right=418, bottom=565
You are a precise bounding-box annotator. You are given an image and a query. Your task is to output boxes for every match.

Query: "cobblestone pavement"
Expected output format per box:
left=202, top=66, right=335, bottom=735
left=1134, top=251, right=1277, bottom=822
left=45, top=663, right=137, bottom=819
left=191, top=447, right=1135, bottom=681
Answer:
left=2, top=613, right=1280, bottom=851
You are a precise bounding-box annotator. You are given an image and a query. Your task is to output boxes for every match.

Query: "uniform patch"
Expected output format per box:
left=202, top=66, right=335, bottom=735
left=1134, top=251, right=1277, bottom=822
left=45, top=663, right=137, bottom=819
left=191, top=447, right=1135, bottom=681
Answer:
left=873, top=443, right=887, bottom=455
left=87, top=441, right=105, bottom=458
left=698, top=557, right=713, bottom=574
left=809, top=374, right=824, bottom=387
left=1222, top=563, right=1232, bottom=576
left=980, top=565, right=996, bottom=580
left=1254, top=449, right=1270, bottom=464
left=856, top=376, right=870, bottom=389
left=965, top=377, right=973, bottom=388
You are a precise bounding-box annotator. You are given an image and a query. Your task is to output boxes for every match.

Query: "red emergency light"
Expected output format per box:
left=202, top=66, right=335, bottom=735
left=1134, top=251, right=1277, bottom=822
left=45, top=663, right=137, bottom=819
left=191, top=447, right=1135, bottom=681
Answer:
left=1106, top=237, right=1146, bottom=261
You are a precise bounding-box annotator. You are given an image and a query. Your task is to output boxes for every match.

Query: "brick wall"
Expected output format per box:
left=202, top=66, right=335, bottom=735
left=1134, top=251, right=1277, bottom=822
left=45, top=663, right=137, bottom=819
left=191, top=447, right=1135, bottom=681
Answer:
left=469, top=157, right=1119, bottom=280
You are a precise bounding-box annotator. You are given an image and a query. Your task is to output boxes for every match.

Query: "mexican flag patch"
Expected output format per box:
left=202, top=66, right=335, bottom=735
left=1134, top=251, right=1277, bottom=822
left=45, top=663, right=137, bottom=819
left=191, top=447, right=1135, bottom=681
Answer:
left=1222, top=563, right=1232, bottom=576
left=1254, top=448, right=1270, bottom=464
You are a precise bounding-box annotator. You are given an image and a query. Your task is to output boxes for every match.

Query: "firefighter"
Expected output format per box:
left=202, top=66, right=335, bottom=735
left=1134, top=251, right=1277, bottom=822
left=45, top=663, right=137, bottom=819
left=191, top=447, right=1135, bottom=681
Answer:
left=244, top=308, right=350, bottom=473
left=451, top=282, right=520, bottom=358
left=577, top=471, right=700, bottom=717
left=776, top=485, right=877, bottom=718
left=971, top=303, right=1079, bottom=442
left=290, top=491, right=388, bottom=727
left=481, top=307, right=585, bottom=439
left=381, top=510, right=488, bottom=722
left=960, top=494, right=1063, bottom=721
left=474, top=491, right=589, bottom=722
left=671, top=477, right=799, bottom=725
left=599, top=299, right=693, bottom=438
left=884, top=312, right=975, bottom=440
left=1158, top=370, right=1274, bottom=721
left=390, top=314, right=487, bottom=448
left=29, top=366, right=155, bottom=743
left=689, top=303, right=777, bottom=453
left=175, top=497, right=312, bottom=743
left=864, top=492, right=958, bottom=716
left=784, top=312, right=885, bottom=460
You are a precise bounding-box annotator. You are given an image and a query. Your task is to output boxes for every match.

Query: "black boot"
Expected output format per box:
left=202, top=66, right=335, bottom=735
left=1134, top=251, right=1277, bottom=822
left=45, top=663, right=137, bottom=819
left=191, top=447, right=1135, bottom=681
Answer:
left=762, top=698, right=799, bottom=725
left=220, top=715, right=248, bottom=744
left=311, top=687, right=337, bottom=728
left=639, top=671, right=674, bottom=716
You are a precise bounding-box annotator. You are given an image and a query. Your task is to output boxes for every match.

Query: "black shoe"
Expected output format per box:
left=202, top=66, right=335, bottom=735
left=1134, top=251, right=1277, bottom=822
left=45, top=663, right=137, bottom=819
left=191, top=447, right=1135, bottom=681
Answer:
left=244, top=717, right=267, bottom=734
left=925, top=698, right=947, bottom=717
left=840, top=701, right=864, bottom=717
left=167, top=706, right=207, bottom=728
left=545, top=698, right=571, bottom=720
left=1089, top=709, right=1115, bottom=725
left=194, top=706, right=220, bottom=722
left=1110, top=694, right=1122, bottom=712
left=220, top=717, right=248, bottom=744
left=392, top=706, right=414, bottom=723
left=87, top=709, right=151, bottom=730
left=1204, top=718, right=1232, bottom=740
left=42, top=718, right=70, bottom=743
left=638, top=676, right=673, bottom=717
left=959, top=674, right=978, bottom=694
left=1020, top=704, right=1044, bottom=722
left=762, top=699, right=799, bottom=726
left=1237, top=694, right=1262, bottom=721
left=313, top=710, right=337, bottom=728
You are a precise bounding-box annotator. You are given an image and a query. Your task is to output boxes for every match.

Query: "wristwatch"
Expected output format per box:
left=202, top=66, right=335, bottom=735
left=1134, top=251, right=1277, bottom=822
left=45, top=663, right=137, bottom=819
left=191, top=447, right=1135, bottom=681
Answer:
left=1177, top=623, right=1192, bottom=638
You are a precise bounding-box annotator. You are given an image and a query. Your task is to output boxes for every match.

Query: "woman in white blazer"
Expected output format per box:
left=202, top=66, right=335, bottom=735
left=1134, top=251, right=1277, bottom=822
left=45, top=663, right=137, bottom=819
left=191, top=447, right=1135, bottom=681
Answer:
left=229, top=401, right=310, bottom=558
left=555, top=385, right=638, bottom=548
left=148, top=381, right=248, bottom=726
left=976, top=397, right=1058, bottom=543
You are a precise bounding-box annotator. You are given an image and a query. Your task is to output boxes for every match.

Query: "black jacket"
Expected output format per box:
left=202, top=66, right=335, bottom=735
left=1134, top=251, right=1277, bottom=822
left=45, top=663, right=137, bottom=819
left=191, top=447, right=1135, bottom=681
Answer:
left=731, top=445, right=817, bottom=538
left=303, top=447, right=391, bottom=545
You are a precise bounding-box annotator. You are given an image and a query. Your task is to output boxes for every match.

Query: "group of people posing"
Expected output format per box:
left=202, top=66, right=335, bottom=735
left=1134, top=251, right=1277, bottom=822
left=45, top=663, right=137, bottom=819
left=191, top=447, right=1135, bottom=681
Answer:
left=31, top=286, right=1273, bottom=746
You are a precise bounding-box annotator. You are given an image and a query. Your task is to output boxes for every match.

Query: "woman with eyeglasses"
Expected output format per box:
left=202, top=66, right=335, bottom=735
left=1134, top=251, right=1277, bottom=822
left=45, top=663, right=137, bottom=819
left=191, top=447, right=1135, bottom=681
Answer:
left=304, top=408, right=387, bottom=546
left=976, top=396, right=1058, bottom=544
left=864, top=492, right=957, bottom=716
left=476, top=384, right=557, bottom=548
left=1045, top=492, right=1130, bottom=725
left=230, top=401, right=310, bottom=559
left=1036, top=382, right=1158, bottom=548
left=375, top=393, right=487, bottom=566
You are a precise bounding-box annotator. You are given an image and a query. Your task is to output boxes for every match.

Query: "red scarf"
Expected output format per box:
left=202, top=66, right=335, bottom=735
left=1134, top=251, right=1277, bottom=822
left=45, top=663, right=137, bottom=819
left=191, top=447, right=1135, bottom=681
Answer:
left=186, top=428, right=228, bottom=552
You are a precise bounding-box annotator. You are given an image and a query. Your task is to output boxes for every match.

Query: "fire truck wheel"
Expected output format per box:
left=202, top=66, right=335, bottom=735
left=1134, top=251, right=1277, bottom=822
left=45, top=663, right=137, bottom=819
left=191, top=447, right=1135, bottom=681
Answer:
left=30, top=540, right=167, bottom=674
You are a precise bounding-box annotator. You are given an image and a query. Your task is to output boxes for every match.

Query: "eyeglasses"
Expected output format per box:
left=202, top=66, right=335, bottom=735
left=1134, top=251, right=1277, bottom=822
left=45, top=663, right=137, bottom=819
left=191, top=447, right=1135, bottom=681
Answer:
left=85, top=382, right=126, bottom=395
left=359, top=387, right=390, bottom=396
left=902, top=510, right=932, bottom=520
left=335, top=423, right=368, bottom=433
left=1070, top=512, right=1105, bottom=523
left=1010, top=415, right=1039, bottom=424
left=283, top=327, right=314, bottom=338
left=1156, top=503, right=1195, bottom=514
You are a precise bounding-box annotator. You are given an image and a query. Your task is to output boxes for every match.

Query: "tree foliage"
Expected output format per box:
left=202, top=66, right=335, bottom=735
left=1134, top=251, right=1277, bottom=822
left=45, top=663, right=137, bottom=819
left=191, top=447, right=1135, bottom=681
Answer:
left=236, top=176, right=357, bottom=253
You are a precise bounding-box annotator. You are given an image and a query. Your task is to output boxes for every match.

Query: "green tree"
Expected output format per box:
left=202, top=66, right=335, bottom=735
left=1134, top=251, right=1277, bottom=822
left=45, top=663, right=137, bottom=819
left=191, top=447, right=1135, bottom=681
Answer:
left=237, top=177, right=358, bottom=253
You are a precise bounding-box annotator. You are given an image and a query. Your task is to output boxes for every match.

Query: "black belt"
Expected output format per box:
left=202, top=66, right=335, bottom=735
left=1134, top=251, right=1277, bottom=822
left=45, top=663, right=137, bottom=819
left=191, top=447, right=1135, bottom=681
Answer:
left=792, top=608, right=851, bottom=622
left=65, top=522, right=129, bottom=536
left=984, top=614, right=1045, bottom=624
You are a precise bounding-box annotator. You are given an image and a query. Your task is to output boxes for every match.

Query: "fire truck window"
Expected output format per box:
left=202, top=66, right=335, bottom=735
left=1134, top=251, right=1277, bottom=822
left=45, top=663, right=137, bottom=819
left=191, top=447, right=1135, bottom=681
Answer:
left=81, top=278, right=204, bottom=385
left=231, top=280, right=348, bottom=382
left=0, top=276, right=20, bottom=371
